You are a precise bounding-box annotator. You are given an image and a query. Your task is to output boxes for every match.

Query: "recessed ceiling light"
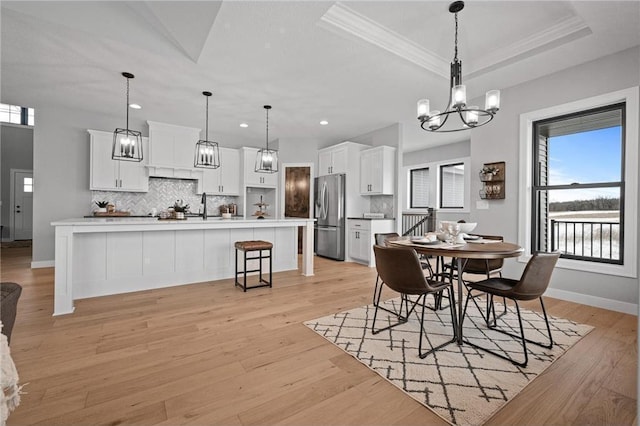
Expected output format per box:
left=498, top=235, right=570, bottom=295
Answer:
left=129, top=103, right=142, bottom=109
left=320, top=120, right=329, bottom=126
left=240, top=123, right=249, bottom=128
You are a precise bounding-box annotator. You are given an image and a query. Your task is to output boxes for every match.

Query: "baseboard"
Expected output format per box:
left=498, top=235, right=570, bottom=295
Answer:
left=31, top=260, right=54, bottom=269
left=545, top=287, right=638, bottom=316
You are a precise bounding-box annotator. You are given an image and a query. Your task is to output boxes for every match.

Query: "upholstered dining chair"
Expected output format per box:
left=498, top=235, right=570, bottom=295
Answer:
left=372, top=245, right=457, bottom=359
left=461, top=252, right=560, bottom=367
left=372, top=233, right=439, bottom=314
left=372, top=233, right=403, bottom=316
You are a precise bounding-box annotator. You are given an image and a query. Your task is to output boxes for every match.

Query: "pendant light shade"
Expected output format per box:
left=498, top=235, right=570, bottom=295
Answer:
left=416, top=1, right=500, bottom=133
left=112, top=72, right=143, bottom=162
left=255, top=105, right=278, bottom=173
left=194, top=91, right=220, bottom=169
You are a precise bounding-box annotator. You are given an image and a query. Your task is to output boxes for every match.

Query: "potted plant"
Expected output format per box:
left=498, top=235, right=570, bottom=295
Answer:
left=171, top=200, right=189, bottom=219
left=95, top=201, right=109, bottom=213
left=480, top=166, right=499, bottom=181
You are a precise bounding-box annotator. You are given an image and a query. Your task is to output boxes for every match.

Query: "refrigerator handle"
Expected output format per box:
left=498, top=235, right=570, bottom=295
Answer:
left=322, top=181, right=329, bottom=220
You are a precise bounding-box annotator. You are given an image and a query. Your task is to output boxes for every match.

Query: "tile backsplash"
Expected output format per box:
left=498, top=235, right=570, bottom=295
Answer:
left=91, top=177, right=237, bottom=216
left=369, top=195, right=394, bottom=218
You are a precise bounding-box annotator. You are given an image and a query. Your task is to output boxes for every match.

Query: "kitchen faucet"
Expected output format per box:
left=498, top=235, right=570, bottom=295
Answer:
left=201, top=192, right=207, bottom=220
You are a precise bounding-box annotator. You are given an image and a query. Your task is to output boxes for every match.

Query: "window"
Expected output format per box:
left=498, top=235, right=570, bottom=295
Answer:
left=519, top=87, right=638, bottom=278
left=440, top=162, right=465, bottom=208
left=23, top=177, right=33, bottom=193
left=532, top=103, right=624, bottom=264
left=0, top=103, right=34, bottom=126
left=410, top=167, right=430, bottom=208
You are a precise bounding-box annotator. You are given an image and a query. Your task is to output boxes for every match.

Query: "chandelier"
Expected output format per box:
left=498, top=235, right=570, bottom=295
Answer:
left=194, top=91, right=220, bottom=169
left=112, top=72, right=143, bottom=161
left=417, top=1, right=500, bottom=132
left=255, top=105, right=278, bottom=173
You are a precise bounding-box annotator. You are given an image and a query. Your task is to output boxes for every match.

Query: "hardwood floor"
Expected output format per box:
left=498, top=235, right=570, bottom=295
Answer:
left=2, top=246, right=637, bottom=425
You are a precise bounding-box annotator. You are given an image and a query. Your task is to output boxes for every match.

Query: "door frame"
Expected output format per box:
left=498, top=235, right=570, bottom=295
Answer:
left=9, top=168, right=33, bottom=241
left=280, top=163, right=314, bottom=219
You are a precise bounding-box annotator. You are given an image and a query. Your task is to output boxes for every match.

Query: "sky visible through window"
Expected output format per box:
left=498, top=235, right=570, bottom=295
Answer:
left=548, top=126, right=621, bottom=202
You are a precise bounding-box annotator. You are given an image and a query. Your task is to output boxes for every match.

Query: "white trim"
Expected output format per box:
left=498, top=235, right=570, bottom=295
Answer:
left=403, top=156, right=471, bottom=214
left=545, top=287, right=638, bottom=316
left=9, top=168, right=33, bottom=241
left=518, top=86, right=639, bottom=278
left=31, top=260, right=54, bottom=269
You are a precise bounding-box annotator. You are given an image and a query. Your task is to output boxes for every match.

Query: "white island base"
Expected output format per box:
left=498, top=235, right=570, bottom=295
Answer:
left=51, top=218, right=315, bottom=316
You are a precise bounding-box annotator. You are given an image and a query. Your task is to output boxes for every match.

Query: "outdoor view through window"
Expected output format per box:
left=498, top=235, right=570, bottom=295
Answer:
left=533, top=103, right=624, bottom=264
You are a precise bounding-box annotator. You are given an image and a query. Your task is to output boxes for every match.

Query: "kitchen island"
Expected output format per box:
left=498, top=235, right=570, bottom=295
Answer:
left=51, top=217, right=315, bottom=315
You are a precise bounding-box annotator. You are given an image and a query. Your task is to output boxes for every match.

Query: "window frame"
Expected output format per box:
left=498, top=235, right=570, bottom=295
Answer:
left=439, top=162, right=465, bottom=209
left=518, top=87, right=638, bottom=278
left=531, top=103, right=625, bottom=265
left=0, top=103, right=34, bottom=126
left=409, top=167, right=430, bottom=209
left=404, top=156, right=470, bottom=213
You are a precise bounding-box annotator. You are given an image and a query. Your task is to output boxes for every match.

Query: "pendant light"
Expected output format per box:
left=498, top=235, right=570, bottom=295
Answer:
left=112, top=72, right=143, bottom=161
left=194, top=91, right=220, bottom=169
left=417, top=1, right=500, bottom=132
left=255, top=105, right=278, bottom=173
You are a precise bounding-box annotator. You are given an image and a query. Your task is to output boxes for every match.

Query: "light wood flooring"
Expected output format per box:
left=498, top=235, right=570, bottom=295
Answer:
left=1, top=246, right=637, bottom=425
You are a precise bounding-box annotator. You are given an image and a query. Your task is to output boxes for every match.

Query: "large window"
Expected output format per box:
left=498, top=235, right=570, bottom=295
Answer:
left=410, top=167, right=430, bottom=208
left=532, top=103, right=624, bottom=264
left=440, top=162, right=465, bottom=208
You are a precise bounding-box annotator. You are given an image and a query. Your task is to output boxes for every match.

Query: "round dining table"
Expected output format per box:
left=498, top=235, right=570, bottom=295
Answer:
left=388, top=237, right=524, bottom=344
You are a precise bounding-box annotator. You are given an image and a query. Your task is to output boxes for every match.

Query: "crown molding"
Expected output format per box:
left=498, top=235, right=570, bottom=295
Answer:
left=319, top=2, right=449, bottom=79
left=467, top=15, right=592, bottom=78
left=320, top=3, right=591, bottom=83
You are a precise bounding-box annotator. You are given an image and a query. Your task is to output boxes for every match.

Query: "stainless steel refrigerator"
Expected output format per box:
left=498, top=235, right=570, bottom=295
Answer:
left=314, top=174, right=345, bottom=260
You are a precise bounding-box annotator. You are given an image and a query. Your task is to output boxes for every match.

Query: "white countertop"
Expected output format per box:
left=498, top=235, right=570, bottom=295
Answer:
left=51, top=217, right=315, bottom=232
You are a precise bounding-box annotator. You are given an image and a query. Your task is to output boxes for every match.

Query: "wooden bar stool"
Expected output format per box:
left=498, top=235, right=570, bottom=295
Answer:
left=234, top=240, right=273, bottom=292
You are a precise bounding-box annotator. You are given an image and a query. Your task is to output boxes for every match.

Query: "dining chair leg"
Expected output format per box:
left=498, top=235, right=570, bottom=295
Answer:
left=419, top=288, right=457, bottom=359
left=371, top=286, right=421, bottom=335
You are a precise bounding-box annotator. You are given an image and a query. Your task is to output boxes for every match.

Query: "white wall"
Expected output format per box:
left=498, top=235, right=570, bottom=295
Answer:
left=469, top=47, right=640, bottom=312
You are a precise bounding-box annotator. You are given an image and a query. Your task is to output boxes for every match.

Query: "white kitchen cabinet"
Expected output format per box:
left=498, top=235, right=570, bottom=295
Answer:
left=147, top=121, right=201, bottom=171
left=241, top=147, right=278, bottom=187
left=360, top=146, right=396, bottom=195
left=318, top=144, right=348, bottom=175
left=348, top=219, right=395, bottom=267
left=198, top=147, right=240, bottom=195
left=89, top=130, right=149, bottom=192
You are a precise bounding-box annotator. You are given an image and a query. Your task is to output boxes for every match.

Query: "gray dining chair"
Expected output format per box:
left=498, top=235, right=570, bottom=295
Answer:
left=461, top=252, right=560, bottom=367
left=372, top=245, right=457, bottom=358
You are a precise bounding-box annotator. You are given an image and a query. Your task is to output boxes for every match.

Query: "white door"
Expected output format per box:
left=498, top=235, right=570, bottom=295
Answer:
left=13, top=170, right=33, bottom=240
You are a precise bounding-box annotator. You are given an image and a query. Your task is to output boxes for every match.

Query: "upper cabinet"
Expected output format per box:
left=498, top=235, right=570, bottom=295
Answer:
left=198, top=147, right=241, bottom=195
left=89, top=130, right=149, bottom=192
left=318, top=144, right=348, bottom=175
left=241, top=147, right=278, bottom=187
left=360, top=146, right=396, bottom=195
left=146, top=121, right=201, bottom=178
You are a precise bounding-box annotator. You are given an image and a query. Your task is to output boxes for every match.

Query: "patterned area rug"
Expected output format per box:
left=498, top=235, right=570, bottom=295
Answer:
left=305, top=297, right=593, bottom=426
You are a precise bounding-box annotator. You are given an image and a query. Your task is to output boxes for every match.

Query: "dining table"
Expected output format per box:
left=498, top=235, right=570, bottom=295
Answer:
left=388, top=236, right=524, bottom=345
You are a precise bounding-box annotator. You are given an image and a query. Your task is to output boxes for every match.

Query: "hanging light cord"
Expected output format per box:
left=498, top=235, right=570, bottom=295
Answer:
left=205, top=95, right=209, bottom=141
left=125, top=76, right=130, bottom=132
left=265, top=107, right=270, bottom=151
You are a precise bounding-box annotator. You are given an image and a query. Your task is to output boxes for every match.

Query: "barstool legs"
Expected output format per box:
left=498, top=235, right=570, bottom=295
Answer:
left=234, top=245, right=273, bottom=291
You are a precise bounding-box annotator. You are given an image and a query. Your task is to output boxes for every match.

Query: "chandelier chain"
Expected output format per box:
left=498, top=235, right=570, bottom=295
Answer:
left=454, top=11, right=459, bottom=61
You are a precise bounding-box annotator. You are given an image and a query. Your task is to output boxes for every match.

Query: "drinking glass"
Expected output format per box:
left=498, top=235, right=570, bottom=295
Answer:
left=447, top=223, right=460, bottom=244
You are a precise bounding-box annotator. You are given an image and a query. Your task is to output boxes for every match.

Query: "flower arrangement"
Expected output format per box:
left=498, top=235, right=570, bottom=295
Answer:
left=481, top=166, right=499, bottom=176
left=171, top=200, right=190, bottom=213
